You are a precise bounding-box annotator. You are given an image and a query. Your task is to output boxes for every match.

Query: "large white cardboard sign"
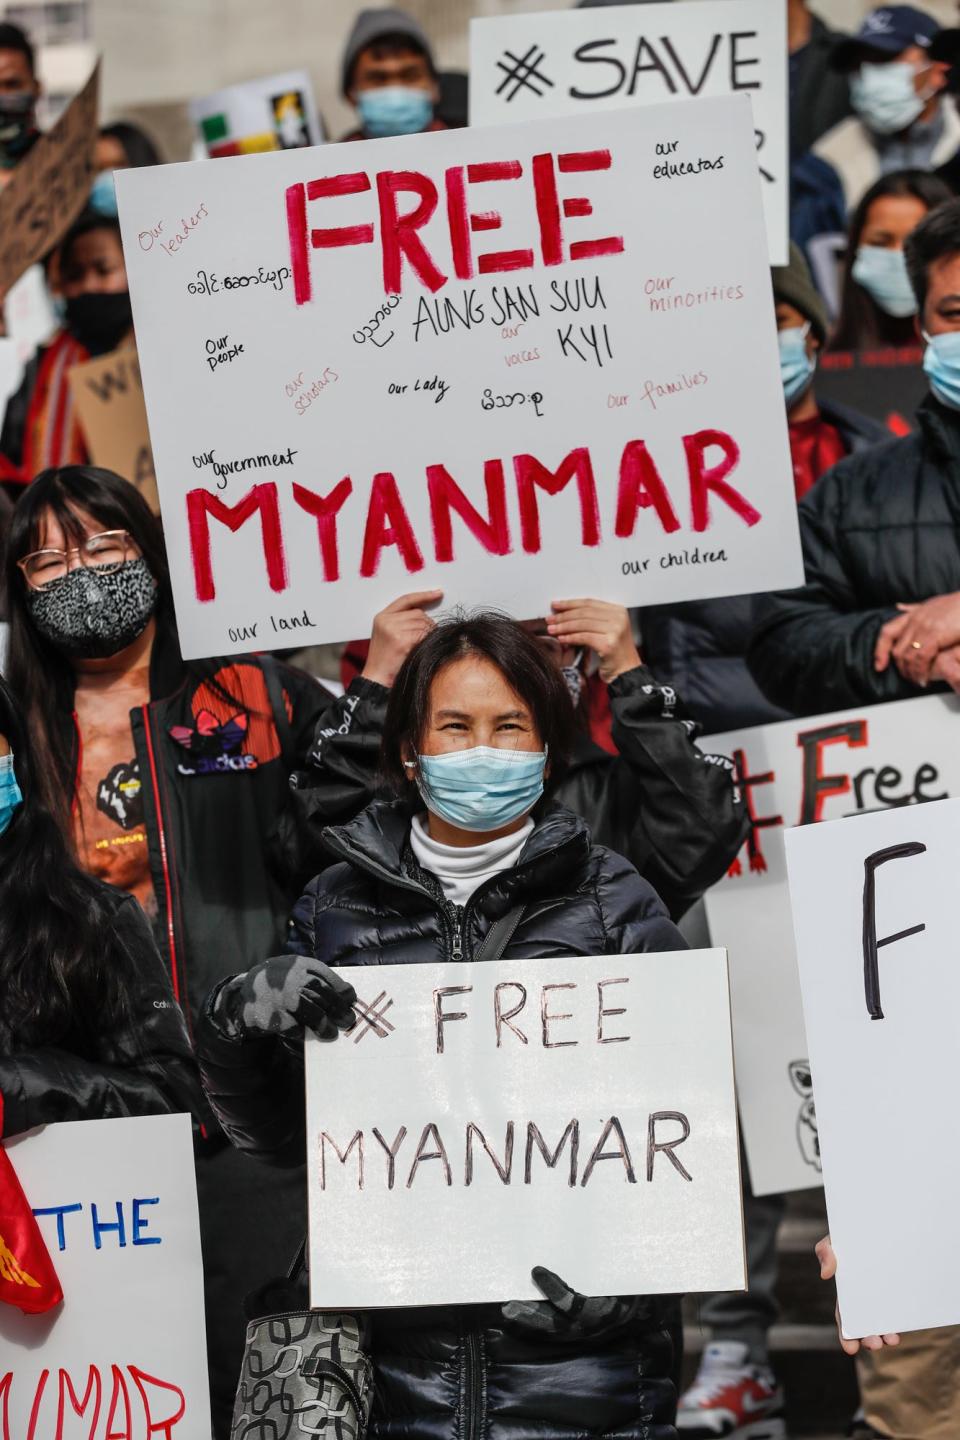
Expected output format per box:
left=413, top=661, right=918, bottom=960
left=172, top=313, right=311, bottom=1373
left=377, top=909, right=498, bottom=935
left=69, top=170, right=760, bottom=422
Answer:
left=470, top=0, right=788, bottom=264
left=117, top=99, right=799, bottom=659
left=306, top=950, right=745, bottom=1310
left=785, top=796, right=960, bottom=1338
left=701, top=693, right=960, bottom=1198
left=0, top=1113, right=211, bottom=1436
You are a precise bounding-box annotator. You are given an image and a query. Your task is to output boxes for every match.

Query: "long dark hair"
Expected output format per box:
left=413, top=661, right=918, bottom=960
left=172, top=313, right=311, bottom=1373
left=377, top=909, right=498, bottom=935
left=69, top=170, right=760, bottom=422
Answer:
left=99, top=120, right=162, bottom=169
left=4, top=466, right=175, bottom=832
left=382, top=611, right=576, bottom=797
left=0, top=674, right=134, bottom=1049
left=829, top=170, right=953, bottom=351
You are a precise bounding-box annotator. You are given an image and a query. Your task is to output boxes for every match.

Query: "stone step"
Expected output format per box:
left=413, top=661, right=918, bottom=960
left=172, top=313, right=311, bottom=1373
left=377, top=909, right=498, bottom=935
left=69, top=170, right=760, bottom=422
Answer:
left=683, top=1322, right=839, bottom=1354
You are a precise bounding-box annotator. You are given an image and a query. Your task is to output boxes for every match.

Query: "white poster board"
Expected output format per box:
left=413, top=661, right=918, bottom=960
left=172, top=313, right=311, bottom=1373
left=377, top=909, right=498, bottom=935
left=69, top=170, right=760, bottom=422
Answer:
left=306, top=950, right=745, bottom=1309
left=785, top=795, right=960, bottom=1338
left=0, top=1113, right=211, bottom=1435
left=701, top=693, right=960, bottom=1198
left=470, top=0, right=788, bottom=264
left=117, top=98, right=799, bottom=660
left=190, top=71, right=324, bottom=158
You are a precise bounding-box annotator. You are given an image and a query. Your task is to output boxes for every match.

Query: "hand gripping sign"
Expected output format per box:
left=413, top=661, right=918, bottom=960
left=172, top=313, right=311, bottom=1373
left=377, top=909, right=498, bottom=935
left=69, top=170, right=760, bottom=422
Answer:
left=116, top=97, right=799, bottom=659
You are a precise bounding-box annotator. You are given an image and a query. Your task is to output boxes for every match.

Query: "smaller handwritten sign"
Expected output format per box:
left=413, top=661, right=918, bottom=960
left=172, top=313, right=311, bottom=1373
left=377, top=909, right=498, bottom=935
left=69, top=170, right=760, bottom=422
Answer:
left=68, top=346, right=159, bottom=511
left=0, top=63, right=99, bottom=297
left=0, top=1113, right=210, bottom=1436
left=306, top=950, right=745, bottom=1309
left=786, top=796, right=960, bottom=1338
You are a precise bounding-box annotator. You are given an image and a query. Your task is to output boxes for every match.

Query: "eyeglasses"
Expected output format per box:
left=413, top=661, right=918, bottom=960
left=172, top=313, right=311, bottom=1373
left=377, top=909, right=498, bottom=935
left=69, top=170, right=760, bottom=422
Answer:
left=18, top=530, right=136, bottom=591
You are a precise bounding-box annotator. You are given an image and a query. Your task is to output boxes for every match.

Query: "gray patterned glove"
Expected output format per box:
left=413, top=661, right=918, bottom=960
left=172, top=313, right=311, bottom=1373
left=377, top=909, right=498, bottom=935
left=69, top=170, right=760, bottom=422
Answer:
left=223, top=954, right=357, bottom=1041
left=501, top=1266, right=648, bottom=1343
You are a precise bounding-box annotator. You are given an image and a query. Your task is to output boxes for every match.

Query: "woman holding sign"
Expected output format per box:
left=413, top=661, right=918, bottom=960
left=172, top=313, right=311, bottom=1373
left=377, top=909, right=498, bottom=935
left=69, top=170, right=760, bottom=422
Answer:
left=200, top=612, right=686, bottom=1438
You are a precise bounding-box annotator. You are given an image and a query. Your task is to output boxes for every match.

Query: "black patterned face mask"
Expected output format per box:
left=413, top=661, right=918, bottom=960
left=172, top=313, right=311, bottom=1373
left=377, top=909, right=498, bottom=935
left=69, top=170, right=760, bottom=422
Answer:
left=26, top=557, right=158, bottom=658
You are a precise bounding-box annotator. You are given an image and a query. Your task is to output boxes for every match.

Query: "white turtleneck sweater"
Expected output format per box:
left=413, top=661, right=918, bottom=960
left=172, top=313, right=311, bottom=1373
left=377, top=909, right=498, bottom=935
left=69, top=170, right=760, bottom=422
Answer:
left=409, top=812, right=534, bottom=907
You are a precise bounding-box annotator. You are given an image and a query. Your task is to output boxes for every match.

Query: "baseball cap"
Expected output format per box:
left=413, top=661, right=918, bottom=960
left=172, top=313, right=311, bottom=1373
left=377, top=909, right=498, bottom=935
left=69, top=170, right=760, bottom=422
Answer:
left=832, top=6, right=940, bottom=71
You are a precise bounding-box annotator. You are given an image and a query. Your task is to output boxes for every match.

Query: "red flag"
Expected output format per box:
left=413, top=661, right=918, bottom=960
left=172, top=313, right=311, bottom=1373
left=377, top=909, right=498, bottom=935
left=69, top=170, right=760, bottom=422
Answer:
left=0, top=1101, right=63, bottom=1314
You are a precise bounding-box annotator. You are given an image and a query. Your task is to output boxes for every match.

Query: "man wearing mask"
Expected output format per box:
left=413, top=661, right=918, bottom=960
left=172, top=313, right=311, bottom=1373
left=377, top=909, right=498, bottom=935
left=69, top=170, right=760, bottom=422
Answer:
left=834, top=6, right=951, bottom=176
left=642, top=245, right=884, bottom=738
left=340, top=7, right=443, bottom=141
left=0, top=22, right=39, bottom=186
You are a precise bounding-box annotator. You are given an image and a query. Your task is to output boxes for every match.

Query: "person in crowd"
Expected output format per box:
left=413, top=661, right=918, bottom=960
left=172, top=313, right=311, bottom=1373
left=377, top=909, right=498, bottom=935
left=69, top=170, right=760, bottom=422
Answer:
left=0, top=211, right=133, bottom=480
left=750, top=197, right=960, bottom=717
left=0, top=21, right=39, bottom=186
left=829, top=170, right=952, bottom=352
left=789, top=0, right=853, bottom=157
left=295, top=590, right=747, bottom=922
left=643, top=244, right=886, bottom=739
left=340, top=6, right=443, bottom=140
left=833, top=6, right=950, bottom=177
left=90, top=120, right=162, bottom=217
left=0, top=672, right=200, bottom=1138
left=3, top=465, right=336, bottom=1436
left=198, top=611, right=685, bottom=1439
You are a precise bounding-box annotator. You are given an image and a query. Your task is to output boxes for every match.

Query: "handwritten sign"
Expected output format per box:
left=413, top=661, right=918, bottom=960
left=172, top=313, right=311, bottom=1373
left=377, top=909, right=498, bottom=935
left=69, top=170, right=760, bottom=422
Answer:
left=785, top=796, right=960, bottom=1338
left=470, top=0, right=788, bottom=264
left=190, top=71, right=324, bottom=158
left=69, top=347, right=159, bottom=512
left=117, top=99, right=799, bottom=659
left=701, top=693, right=960, bottom=1198
left=306, top=950, right=745, bottom=1309
left=0, top=1113, right=210, bottom=1436
left=0, top=63, right=99, bottom=297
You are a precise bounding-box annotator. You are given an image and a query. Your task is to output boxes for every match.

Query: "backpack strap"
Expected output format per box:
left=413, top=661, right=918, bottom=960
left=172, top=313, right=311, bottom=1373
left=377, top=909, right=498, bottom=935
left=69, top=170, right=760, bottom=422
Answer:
left=262, top=656, right=295, bottom=766
left=473, top=904, right=526, bottom=964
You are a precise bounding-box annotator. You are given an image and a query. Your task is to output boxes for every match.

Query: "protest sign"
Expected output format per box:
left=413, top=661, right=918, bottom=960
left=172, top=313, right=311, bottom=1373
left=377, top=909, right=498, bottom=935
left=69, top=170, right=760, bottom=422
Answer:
left=817, top=348, right=927, bottom=436
left=117, top=98, right=800, bottom=660
left=469, top=0, right=788, bottom=264
left=0, top=63, right=98, bottom=298
left=190, top=71, right=324, bottom=158
left=0, top=1112, right=210, bottom=1436
left=785, top=795, right=960, bottom=1338
left=306, top=949, right=744, bottom=1309
left=701, top=693, right=960, bottom=1197
left=68, top=347, right=159, bottom=511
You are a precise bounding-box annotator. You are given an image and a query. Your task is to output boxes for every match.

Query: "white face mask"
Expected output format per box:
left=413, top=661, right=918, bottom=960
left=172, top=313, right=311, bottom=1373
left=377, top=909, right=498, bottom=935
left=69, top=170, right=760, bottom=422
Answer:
left=850, top=60, right=931, bottom=136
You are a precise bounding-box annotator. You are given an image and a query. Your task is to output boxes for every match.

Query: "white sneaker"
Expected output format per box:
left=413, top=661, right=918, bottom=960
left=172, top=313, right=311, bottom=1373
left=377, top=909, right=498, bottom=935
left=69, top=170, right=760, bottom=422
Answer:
left=677, top=1341, right=786, bottom=1439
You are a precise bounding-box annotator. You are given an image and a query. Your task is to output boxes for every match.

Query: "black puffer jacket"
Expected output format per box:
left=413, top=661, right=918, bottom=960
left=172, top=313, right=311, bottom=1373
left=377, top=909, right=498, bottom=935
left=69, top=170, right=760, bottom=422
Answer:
left=198, top=800, right=684, bottom=1440
left=641, top=400, right=888, bottom=733
left=290, top=667, right=747, bottom=919
left=748, top=397, right=960, bottom=715
left=0, top=887, right=202, bottom=1137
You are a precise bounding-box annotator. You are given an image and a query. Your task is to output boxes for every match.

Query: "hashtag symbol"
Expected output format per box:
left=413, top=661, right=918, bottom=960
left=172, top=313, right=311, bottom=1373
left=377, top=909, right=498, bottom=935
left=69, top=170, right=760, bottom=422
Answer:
left=348, top=990, right=395, bottom=1043
left=495, top=44, right=554, bottom=102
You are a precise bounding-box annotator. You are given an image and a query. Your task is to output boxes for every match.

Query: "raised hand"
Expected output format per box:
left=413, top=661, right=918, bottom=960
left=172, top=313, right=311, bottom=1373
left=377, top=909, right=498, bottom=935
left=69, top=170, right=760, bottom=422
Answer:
left=362, top=590, right=443, bottom=688
left=546, top=598, right=641, bottom=683
left=815, top=1235, right=900, bottom=1357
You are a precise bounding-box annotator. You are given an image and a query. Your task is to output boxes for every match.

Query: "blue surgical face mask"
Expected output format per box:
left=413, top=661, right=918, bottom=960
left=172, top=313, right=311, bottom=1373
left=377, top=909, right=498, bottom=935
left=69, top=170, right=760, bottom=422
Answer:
left=778, top=323, right=816, bottom=409
left=0, top=752, right=23, bottom=836
left=411, top=745, right=547, bottom=833
left=89, top=169, right=119, bottom=218
left=923, top=329, right=960, bottom=410
left=851, top=244, right=917, bottom=318
left=357, top=86, right=433, bottom=139
left=850, top=61, right=928, bottom=137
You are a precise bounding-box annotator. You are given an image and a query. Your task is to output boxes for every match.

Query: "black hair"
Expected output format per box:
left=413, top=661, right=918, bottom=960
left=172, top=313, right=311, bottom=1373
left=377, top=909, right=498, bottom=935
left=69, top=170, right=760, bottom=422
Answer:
left=59, top=209, right=123, bottom=272
left=904, top=195, right=960, bottom=319
left=0, top=22, right=35, bottom=76
left=99, top=120, right=162, bottom=169
left=829, top=170, right=953, bottom=351
left=346, top=30, right=436, bottom=92
left=4, top=466, right=174, bottom=833
left=0, top=673, right=135, bottom=1050
left=381, top=611, right=576, bottom=798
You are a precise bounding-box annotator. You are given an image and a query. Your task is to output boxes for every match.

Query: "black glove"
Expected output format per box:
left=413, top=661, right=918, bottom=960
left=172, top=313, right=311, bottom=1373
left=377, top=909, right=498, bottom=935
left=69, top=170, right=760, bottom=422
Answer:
left=219, top=954, right=357, bottom=1041
left=501, top=1266, right=648, bottom=1344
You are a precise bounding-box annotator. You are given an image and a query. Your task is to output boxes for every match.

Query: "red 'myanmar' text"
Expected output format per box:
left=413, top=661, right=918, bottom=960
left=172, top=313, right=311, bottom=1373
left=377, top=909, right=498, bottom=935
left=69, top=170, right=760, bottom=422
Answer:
left=186, top=430, right=760, bottom=603
left=286, top=150, right=625, bottom=302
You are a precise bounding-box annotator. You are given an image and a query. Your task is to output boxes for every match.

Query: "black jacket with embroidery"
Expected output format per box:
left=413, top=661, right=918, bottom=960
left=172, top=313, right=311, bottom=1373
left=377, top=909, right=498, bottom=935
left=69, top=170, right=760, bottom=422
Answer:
left=52, top=626, right=334, bottom=1034
left=197, top=799, right=682, bottom=1440
left=289, top=666, right=747, bottom=920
